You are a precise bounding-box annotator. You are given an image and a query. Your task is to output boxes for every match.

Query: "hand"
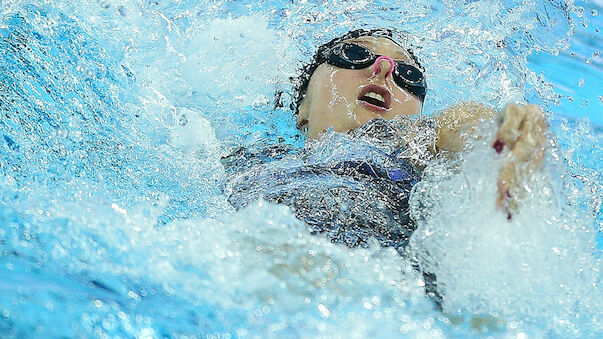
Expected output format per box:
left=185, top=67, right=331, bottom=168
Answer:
left=492, top=103, right=547, bottom=218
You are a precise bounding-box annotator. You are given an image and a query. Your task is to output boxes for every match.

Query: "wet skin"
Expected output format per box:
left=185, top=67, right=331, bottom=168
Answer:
left=296, top=36, right=423, bottom=139
left=297, top=36, right=548, bottom=215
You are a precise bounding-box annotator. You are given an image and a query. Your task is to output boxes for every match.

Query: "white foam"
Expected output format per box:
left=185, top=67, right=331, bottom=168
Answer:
left=409, top=121, right=602, bottom=335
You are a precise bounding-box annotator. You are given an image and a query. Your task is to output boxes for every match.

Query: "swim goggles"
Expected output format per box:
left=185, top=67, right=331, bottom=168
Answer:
left=323, top=42, right=427, bottom=101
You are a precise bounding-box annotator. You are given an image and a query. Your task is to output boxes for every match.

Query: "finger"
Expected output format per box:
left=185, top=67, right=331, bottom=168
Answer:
left=523, top=105, right=547, bottom=134
left=525, top=104, right=547, bottom=123
left=512, top=105, right=547, bottom=164
left=496, top=159, right=516, bottom=208
left=497, top=160, right=519, bottom=220
left=511, top=125, right=535, bottom=162
left=496, top=103, right=527, bottom=147
left=523, top=104, right=547, bottom=140
left=527, top=105, right=547, bottom=167
left=514, top=130, right=546, bottom=166
left=526, top=104, right=548, bottom=155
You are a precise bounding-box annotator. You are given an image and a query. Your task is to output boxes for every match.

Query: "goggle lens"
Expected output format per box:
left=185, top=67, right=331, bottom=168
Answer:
left=395, top=64, right=423, bottom=83
left=341, top=43, right=372, bottom=64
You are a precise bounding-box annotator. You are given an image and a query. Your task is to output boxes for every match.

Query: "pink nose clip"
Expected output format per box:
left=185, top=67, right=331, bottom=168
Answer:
left=372, top=56, right=395, bottom=78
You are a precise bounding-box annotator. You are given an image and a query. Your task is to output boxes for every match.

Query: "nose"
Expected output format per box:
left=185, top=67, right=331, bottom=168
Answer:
left=372, top=56, right=395, bottom=79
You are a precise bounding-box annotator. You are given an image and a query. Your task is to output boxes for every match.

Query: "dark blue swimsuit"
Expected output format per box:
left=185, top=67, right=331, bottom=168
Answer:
left=223, top=118, right=442, bottom=307
left=223, top=119, right=422, bottom=253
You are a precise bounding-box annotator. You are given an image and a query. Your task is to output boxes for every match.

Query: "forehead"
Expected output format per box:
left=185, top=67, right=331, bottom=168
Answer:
left=343, top=36, right=413, bottom=64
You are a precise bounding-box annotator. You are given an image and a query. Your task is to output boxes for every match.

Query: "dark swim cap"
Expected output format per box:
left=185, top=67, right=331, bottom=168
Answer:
left=292, top=28, right=425, bottom=117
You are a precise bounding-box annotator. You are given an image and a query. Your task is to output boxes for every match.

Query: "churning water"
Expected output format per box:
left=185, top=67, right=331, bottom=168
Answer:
left=0, top=0, right=601, bottom=338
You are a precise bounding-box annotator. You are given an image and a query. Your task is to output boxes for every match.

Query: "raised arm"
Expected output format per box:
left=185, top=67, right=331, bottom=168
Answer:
left=435, top=102, right=548, bottom=217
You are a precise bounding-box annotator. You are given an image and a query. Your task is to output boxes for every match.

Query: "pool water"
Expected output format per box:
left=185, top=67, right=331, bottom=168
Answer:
left=0, top=0, right=601, bottom=338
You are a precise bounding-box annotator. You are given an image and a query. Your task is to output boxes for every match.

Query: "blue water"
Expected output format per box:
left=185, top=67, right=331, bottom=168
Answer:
left=0, top=0, right=601, bottom=338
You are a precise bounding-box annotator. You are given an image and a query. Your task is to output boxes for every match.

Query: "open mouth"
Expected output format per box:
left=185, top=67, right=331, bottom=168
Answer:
left=357, top=84, right=392, bottom=112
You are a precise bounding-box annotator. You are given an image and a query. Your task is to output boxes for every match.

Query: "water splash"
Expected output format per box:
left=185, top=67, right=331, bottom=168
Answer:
left=0, top=0, right=601, bottom=337
left=409, top=119, right=602, bottom=337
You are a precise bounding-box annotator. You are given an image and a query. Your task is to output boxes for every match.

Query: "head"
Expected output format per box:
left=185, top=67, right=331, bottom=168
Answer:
left=294, top=29, right=426, bottom=139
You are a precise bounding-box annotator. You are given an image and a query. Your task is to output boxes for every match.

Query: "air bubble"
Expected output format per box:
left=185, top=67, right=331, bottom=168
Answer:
left=317, top=304, right=331, bottom=318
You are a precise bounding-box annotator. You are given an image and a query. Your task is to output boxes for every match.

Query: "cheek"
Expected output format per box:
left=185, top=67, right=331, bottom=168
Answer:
left=390, top=88, right=422, bottom=115
left=318, top=67, right=361, bottom=104
left=391, top=88, right=412, bottom=105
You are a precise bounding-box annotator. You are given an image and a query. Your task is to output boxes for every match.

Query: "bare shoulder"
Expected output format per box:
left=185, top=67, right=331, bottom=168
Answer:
left=436, top=102, right=497, bottom=153
left=437, top=102, right=497, bottom=126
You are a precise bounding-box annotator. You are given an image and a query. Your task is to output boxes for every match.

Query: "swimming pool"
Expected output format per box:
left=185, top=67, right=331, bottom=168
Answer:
left=0, top=0, right=601, bottom=338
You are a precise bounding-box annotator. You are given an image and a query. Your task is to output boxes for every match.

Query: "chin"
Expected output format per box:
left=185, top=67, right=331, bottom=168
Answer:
left=353, top=110, right=382, bottom=124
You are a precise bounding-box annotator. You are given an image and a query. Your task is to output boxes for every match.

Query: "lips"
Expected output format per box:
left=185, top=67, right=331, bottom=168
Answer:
left=357, top=84, right=392, bottom=112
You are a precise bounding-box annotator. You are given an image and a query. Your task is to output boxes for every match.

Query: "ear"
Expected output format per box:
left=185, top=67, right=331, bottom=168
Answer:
left=296, top=96, right=310, bottom=129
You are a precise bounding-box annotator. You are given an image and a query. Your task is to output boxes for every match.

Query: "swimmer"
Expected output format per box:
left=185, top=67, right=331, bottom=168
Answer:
left=225, top=28, right=548, bottom=251
left=294, top=28, right=548, bottom=217
left=223, top=28, right=548, bottom=308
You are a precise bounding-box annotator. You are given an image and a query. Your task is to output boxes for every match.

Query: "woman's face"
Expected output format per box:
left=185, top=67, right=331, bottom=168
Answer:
left=297, top=36, right=423, bottom=139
